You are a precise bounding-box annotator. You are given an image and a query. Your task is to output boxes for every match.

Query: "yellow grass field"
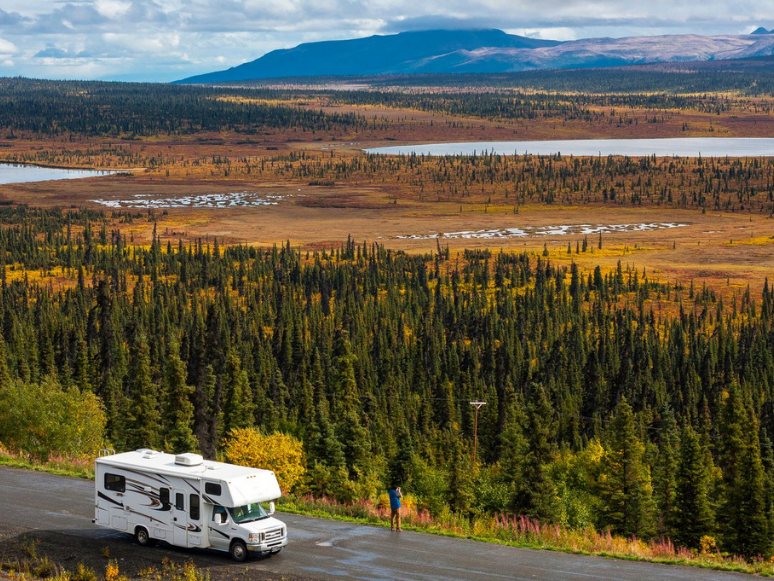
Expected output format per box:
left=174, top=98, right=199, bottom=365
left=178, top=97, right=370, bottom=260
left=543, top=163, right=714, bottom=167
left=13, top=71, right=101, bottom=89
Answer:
left=3, top=94, right=774, bottom=294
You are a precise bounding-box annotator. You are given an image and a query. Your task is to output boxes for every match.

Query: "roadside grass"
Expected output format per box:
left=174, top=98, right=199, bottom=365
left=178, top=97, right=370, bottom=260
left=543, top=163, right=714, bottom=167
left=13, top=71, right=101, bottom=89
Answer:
left=0, top=536, right=209, bottom=581
left=1, top=455, right=771, bottom=576
left=0, top=447, right=93, bottom=479
left=277, top=494, right=773, bottom=577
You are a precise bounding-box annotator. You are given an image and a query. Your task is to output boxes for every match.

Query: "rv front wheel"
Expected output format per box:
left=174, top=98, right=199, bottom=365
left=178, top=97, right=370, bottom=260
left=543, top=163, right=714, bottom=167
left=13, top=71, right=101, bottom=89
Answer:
left=230, top=540, right=247, bottom=562
left=135, top=527, right=155, bottom=547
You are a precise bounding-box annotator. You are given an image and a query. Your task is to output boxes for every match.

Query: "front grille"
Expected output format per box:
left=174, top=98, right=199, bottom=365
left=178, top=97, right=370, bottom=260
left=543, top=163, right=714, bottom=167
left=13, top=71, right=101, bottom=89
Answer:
left=264, top=528, right=283, bottom=542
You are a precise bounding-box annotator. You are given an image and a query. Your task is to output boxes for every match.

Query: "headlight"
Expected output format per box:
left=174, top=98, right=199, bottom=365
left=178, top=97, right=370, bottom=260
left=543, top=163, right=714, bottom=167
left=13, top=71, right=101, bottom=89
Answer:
left=248, top=533, right=264, bottom=543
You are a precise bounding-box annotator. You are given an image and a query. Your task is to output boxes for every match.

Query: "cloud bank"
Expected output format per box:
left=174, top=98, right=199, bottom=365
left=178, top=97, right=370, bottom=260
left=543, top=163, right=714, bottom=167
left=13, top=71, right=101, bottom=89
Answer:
left=0, top=0, right=771, bottom=81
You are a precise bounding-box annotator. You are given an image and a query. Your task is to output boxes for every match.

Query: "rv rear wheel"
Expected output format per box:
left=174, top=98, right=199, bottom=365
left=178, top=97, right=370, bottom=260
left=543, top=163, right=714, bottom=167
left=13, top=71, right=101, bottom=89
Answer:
left=230, top=540, right=248, bottom=562
left=135, top=527, right=155, bottom=547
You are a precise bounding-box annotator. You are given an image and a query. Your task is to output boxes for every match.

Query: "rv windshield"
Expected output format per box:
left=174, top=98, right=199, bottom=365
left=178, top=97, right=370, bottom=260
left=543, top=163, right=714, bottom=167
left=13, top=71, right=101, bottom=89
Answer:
left=228, top=503, right=269, bottom=524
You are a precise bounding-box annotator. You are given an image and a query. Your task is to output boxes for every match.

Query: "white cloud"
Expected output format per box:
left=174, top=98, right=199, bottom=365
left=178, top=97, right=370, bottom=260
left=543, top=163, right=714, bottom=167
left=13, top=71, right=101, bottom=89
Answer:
left=94, top=0, right=132, bottom=19
left=0, top=38, right=17, bottom=54
left=508, top=27, right=579, bottom=41
left=102, top=32, right=181, bottom=54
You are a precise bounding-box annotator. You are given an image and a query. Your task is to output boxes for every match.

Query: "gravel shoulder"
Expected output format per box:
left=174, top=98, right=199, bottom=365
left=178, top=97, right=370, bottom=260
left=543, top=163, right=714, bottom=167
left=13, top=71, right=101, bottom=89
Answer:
left=0, top=521, right=321, bottom=581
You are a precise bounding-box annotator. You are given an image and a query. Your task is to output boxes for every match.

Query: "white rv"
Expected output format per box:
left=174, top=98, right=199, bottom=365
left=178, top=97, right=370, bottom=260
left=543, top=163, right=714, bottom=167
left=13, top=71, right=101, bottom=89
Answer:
left=94, top=449, right=288, bottom=561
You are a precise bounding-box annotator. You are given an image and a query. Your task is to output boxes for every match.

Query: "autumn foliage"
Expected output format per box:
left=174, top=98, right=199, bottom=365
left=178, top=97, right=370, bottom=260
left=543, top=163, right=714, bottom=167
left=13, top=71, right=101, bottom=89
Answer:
left=223, top=428, right=306, bottom=493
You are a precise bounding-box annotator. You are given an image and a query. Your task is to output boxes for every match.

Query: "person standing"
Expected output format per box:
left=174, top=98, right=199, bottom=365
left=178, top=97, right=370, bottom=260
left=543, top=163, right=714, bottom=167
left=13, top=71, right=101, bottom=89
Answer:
left=388, top=484, right=403, bottom=531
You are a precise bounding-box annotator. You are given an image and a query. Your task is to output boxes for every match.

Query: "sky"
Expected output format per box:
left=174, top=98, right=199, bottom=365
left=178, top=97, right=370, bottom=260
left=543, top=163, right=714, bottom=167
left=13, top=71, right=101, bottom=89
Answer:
left=0, top=0, right=770, bottom=82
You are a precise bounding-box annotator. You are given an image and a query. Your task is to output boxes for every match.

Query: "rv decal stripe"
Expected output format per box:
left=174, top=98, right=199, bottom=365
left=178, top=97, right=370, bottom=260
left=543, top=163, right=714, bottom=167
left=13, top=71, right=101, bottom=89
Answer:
left=125, top=508, right=166, bottom=525
left=117, top=468, right=170, bottom=486
left=98, top=491, right=124, bottom=508
left=184, top=480, right=201, bottom=494
left=208, top=527, right=230, bottom=540
left=126, top=486, right=165, bottom=510
left=123, top=481, right=167, bottom=510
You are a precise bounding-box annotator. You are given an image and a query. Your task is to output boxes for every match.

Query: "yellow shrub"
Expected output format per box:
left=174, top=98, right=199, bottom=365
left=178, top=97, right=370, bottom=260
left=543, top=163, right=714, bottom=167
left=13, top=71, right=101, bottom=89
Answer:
left=105, top=561, right=119, bottom=581
left=223, top=428, right=306, bottom=493
left=700, top=535, right=717, bottom=556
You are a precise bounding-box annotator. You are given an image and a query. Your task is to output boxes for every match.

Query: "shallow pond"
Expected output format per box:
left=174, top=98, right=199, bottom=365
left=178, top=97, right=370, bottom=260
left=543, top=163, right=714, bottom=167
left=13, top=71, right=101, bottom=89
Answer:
left=0, top=163, right=115, bottom=184
left=366, top=138, right=774, bottom=157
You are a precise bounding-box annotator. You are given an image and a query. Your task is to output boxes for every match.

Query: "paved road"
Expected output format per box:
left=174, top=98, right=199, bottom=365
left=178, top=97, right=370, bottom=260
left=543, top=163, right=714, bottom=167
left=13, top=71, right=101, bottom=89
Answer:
left=0, top=467, right=755, bottom=581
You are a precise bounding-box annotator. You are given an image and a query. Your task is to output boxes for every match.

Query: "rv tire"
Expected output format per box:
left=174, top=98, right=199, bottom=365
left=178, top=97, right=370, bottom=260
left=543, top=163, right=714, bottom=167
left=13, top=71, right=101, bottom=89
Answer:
left=230, top=540, right=248, bottom=562
left=135, top=527, right=155, bottom=547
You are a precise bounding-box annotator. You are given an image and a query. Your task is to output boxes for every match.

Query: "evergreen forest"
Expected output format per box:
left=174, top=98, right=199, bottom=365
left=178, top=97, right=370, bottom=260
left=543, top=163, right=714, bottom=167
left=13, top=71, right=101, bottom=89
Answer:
left=1, top=207, right=774, bottom=557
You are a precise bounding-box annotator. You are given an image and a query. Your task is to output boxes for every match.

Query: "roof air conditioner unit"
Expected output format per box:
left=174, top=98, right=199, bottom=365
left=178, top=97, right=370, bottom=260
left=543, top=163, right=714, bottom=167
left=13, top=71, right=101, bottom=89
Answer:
left=175, top=453, right=204, bottom=466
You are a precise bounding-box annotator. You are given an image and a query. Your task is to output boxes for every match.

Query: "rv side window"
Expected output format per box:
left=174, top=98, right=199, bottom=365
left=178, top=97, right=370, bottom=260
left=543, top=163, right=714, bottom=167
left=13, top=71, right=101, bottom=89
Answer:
left=190, top=494, right=200, bottom=520
left=104, top=473, right=125, bottom=492
left=175, top=492, right=184, bottom=511
left=160, top=488, right=170, bottom=507
left=205, top=482, right=221, bottom=496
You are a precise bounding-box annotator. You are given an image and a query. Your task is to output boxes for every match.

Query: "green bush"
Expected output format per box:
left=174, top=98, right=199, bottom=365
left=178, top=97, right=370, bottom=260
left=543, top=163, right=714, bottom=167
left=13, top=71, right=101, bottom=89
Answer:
left=0, top=378, right=106, bottom=460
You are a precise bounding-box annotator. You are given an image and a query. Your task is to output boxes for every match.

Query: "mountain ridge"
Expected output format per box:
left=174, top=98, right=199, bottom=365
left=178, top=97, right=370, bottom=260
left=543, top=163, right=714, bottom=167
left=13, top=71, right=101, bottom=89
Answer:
left=176, top=28, right=774, bottom=83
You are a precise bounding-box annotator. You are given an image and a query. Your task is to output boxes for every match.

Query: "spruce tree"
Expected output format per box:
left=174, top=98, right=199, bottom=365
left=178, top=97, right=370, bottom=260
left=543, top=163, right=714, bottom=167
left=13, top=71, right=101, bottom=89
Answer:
left=388, top=422, right=414, bottom=487
left=653, top=408, right=679, bottom=537
left=0, top=332, right=10, bottom=389
left=310, top=403, right=346, bottom=469
left=332, top=330, right=370, bottom=477
left=512, top=383, right=560, bottom=522
left=194, top=364, right=217, bottom=457
left=717, top=382, right=769, bottom=555
left=501, top=392, right=528, bottom=504
left=598, top=398, right=655, bottom=537
left=222, top=352, right=255, bottom=433
left=125, top=332, right=160, bottom=451
left=447, top=430, right=475, bottom=514
left=162, top=339, right=198, bottom=453
left=726, top=408, right=769, bottom=556
left=672, top=426, right=714, bottom=548
left=761, top=429, right=774, bottom=555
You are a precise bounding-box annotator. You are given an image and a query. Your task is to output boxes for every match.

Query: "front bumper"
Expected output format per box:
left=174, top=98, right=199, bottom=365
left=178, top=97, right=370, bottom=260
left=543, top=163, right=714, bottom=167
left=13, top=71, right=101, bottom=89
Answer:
left=247, top=537, right=287, bottom=553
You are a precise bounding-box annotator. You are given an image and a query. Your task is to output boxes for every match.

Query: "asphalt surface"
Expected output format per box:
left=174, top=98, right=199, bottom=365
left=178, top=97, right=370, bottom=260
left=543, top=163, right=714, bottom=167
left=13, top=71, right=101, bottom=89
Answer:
left=0, top=466, right=757, bottom=581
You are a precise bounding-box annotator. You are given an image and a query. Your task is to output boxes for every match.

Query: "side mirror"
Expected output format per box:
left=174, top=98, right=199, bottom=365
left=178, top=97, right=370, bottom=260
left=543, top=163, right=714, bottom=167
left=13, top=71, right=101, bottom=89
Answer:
left=268, top=502, right=275, bottom=515
left=218, top=512, right=227, bottom=524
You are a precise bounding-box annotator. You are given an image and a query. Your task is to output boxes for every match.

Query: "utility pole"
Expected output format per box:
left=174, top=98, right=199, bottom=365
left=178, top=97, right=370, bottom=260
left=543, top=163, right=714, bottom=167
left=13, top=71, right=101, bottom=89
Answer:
left=469, top=400, right=486, bottom=468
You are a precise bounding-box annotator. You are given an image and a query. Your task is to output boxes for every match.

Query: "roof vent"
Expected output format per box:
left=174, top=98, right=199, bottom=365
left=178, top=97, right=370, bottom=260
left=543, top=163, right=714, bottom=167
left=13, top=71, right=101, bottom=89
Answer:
left=175, top=453, right=204, bottom=467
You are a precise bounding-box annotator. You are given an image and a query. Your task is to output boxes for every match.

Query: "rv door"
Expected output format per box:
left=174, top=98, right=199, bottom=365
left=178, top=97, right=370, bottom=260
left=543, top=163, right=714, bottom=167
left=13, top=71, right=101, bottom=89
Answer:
left=172, top=491, right=188, bottom=546
left=208, top=505, right=230, bottom=551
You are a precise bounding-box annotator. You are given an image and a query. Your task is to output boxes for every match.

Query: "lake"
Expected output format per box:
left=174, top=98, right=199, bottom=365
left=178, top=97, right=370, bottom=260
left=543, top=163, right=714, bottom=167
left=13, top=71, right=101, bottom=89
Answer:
left=0, top=163, right=115, bottom=185
left=365, top=137, right=774, bottom=157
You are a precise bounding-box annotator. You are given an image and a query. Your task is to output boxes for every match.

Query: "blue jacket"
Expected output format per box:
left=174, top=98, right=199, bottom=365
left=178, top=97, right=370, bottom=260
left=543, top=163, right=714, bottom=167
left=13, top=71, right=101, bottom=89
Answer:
left=388, top=488, right=402, bottom=510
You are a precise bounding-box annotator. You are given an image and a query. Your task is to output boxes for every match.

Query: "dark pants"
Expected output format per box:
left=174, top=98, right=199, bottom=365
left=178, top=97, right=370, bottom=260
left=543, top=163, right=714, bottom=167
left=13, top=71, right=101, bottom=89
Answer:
left=391, top=508, right=401, bottom=530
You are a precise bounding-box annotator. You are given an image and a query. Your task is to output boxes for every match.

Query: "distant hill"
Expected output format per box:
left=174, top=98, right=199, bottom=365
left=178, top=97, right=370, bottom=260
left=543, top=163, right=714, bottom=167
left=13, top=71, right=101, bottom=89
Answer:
left=176, top=30, right=559, bottom=83
left=176, top=28, right=774, bottom=83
